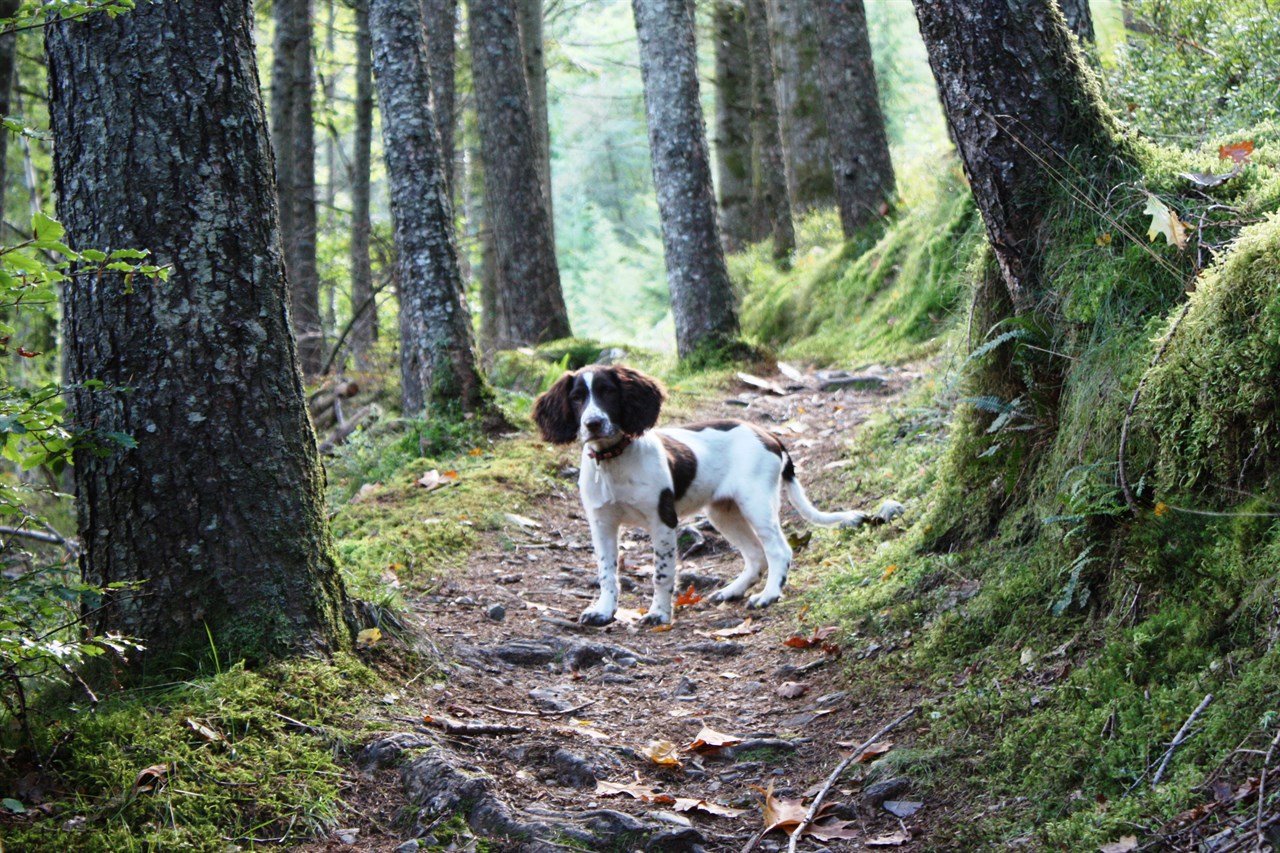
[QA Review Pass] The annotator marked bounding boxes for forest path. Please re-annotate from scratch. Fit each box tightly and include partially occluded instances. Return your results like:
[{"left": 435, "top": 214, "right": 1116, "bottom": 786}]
[{"left": 306, "top": 363, "right": 942, "bottom": 853}]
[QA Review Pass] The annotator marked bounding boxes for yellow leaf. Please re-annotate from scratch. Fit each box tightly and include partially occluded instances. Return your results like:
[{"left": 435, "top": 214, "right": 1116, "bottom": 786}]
[
  {"left": 684, "top": 727, "right": 743, "bottom": 752},
  {"left": 356, "top": 628, "right": 382, "bottom": 648},
  {"left": 881, "top": 563, "right": 899, "bottom": 581},
  {"left": 1144, "top": 193, "right": 1188, "bottom": 250},
  {"left": 1154, "top": 501, "right": 1169, "bottom": 517},
  {"left": 643, "top": 739, "right": 684, "bottom": 767},
  {"left": 1095, "top": 233, "right": 1112, "bottom": 246}
]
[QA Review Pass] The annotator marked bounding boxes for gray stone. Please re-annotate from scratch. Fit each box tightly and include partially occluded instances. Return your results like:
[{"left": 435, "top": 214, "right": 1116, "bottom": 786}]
[
  {"left": 862, "top": 776, "right": 910, "bottom": 807},
  {"left": 486, "top": 603, "right": 506, "bottom": 621}
]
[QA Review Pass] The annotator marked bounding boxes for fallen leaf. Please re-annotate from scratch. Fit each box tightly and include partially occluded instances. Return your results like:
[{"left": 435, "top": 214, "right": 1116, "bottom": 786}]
[
  {"left": 806, "top": 819, "right": 860, "bottom": 841},
  {"left": 685, "top": 727, "right": 743, "bottom": 752},
  {"left": 1219, "top": 140, "right": 1254, "bottom": 162},
  {"left": 1095, "top": 232, "right": 1112, "bottom": 246},
  {"left": 130, "top": 763, "right": 171, "bottom": 797},
  {"left": 643, "top": 739, "right": 684, "bottom": 767},
  {"left": 756, "top": 781, "right": 809, "bottom": 834},
  {"left": 186, "top": 717, "right": 225, "bottom": 744},
  {"left": 866, "top": 830, "right": 910, "bottom": 847},
  {"left": 16, "top": 346, "right": 40, "bottom": 358},
  {"left": 881, "top": 563, "right": 899, "bottom": 581},
  {"left": 503, "top": 512, "right": 541, "bottom": 529},
  {"left": 736, "top": 372, "right": 787, "bottom": 395},
  {"left": 776, "top": 681, "right": 809, "bottom": 700},
  {"left": 674, "top": 584, "right": 703, "bottom": 607},
  {"left": 857, "top": 740, "right": 893, "bottom": 762},
  {"left": 672, "top": 797, "right": 748, "bottom": 818},
  {"left": 784, "top": 625, "right": 839, "bottom": 649},
  {"left": 711, "top": 619, "right": 757, "bottom": 638},
  {"left": 1180, "top": 165, "right": 1242, "bottom": 189},
  {"left": 416, "top": 470, "right": 445, "bottom": 491},
  {"left": 356, "top": 627, "right": 382, "bottom": 648},
  {"left": 884, "top": 800, "right": 923, "bottom": 817},
  {"left": 596, "top": 780, "right": 668, "bottom": 801},
  {"left": 1099, "top": 837, "right": 1138, "bottom": 853},
  {"left": 787, "top": 530, "right": 813, "bottom": 551},
  {"left": 1144, "top": 193, "right": 1188, "bottom": 250}
]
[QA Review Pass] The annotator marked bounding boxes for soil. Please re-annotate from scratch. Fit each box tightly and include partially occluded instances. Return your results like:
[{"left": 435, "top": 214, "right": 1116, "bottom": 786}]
[{"left": 300, "top": 364, "right": 949, "bottom": 853}]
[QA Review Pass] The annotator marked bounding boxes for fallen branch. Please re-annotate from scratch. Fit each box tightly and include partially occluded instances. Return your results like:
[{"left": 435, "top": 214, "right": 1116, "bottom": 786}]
[
  {"left": 1257, "top": 726, "right": 1280, "bottom": 849},
  {"left": 0, "top": 523, "right": 80, "bottom": 556},
  {"left": 483, "top": 699, "right": 598, "bottom": 718},
  {"left": 783, "top": 707, "right": 918, "bottom": 853},
  {"left": 1152, "top": 693, "right": 1214, "bottom": 789},
  {"left": 421, "top": 715, "right": 527, "bottom": 737}
]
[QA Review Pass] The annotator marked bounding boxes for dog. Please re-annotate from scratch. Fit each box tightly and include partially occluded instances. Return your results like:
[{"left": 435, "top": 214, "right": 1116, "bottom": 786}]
[{"left": 532, "top": 364, "right": 904, "bottom": 626}]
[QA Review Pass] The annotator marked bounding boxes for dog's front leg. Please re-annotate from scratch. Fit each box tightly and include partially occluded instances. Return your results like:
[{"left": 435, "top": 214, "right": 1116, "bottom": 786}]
[
  {"left": 581, "top": 511, "right": 622, "bottom": 626},
  {"left": 640, "top": 524, "right": 678, "bottom": 626}
]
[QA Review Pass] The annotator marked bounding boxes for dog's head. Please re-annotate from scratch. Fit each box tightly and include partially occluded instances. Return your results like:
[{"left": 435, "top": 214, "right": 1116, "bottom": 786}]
[{"left": 532, "top": 365, "right": 666, "bottom": 445}]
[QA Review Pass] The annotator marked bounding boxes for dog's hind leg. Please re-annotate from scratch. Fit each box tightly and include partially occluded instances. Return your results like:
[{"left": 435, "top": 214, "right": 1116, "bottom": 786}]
[
  {"left": 581, "top": 512, "right": 622, "bottom": 626},
  {"left": 706, "top": 500, "right": 768, "bottom": 603},
  {"left": 737, "top": 501, "right": 793, "bottom": 610}
]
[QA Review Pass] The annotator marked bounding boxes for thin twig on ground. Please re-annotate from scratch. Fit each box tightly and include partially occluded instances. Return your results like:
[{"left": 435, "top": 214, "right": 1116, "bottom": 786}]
[
  {"left": 484, "top": 699, "right": 598, "bottom": 717},
  {"left": 1151, "top": 693, "right": 1214, "bottom": 789}
]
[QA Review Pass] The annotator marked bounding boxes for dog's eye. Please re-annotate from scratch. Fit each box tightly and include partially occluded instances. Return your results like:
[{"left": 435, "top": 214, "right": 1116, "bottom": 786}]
[{"left": 570, "top": 388, "right": 587, "bottom": 402}]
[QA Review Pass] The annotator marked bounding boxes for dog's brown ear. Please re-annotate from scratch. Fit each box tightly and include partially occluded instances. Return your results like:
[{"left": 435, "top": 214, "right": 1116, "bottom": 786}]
[
  {"left": 532, "top": 372, "right": 579, "bottom": 444},
  {"left": 613, "top": 365, "right": 666, "bottom": 436}
]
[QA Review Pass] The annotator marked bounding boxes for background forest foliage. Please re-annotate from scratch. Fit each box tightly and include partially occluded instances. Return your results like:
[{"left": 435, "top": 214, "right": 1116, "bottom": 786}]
[{"left": 3, "top": 0, "right": 1280, "bottom": 851}]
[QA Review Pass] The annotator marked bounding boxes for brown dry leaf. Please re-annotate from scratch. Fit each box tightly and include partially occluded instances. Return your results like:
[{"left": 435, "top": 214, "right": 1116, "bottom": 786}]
[
  {"left": 643, "top": 739, "right": 684, "bottom": 767},
  {"left": 784, "top": 624, "right": 839, "bottom": 649},
  {"left": 756, "top": 781, "right": 809, "bottom": 834},
  {"left": 674, "top": 584, "right": 703, "bottom": 607},
  {"left": 866, "top": 830, "right": 910, "bottom": 847},
  {"left": 648, "top": 623, "right": 675, "bottom": 633},
  {"left": 1099, "top": 837, "right": 1138, "bottom": 853},
  {"left": 806, "top": 819, "right": 860, "bottom": 841},
  {"left": 685, "top": 727, "right": 743, "bottom": 752},
  {"left": 711, "top": 619, "right": 757, "bottom": 638},
  {"left": 776, "top": 681, "right": 809, "bottom": 700},
  {"left": 596, "top": 780, "right": 667, "bottom": 801},
  {"left": 130, "top": 763, "right": 171, "bottom": 797},
  {"left": 1219, "top": 140, "right": 1254, "bottom": 162},
  {"left": 186, "top": 717, "right": 225, "bottom": 744},
  {"left": 555, "top": 723, "right": 611, "bottom": 742},
  {"left": 673, "top": 797, "right": 748, "bottom": 819}
]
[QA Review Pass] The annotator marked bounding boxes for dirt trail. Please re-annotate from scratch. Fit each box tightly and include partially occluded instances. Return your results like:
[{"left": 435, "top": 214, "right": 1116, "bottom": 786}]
[{"left": 307, "top": 364, "right": 939, "bottom": 853}]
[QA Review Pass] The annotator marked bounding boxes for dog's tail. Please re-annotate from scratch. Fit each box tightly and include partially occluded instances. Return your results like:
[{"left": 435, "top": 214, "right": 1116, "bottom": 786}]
[{"left": 781, "top": 450, "right": 905, "bottom": 528}]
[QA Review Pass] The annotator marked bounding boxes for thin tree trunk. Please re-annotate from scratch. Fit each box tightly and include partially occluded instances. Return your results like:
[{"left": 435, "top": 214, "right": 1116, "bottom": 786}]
[
  {"left": 46, "top": 1, "right": 351, "bottom": 667},
  {"left": 913, "top": 0, "right": 1117, "bottom": 311},
  {"left": 812, "top": 0, "right": 895, "bottom": 236},
  {"left": 765, "top": 0, "right": 832, "bottom": 213},
  {"left": 744, "top": 0, "right": 793, "bottom": 259},
  {"left": 712, "top": 0, "right": 753, "bottom": 254},
  {"left": 272, "top": 0, "right": 324, "bottom": 375},
  {"left": 1058, "top": 0, "right": 1094, "bottom": 42},
  {"left": 467, "top": 0, "right": 570, "bottom": 347},
  {"left": 517, "top": 0, "right": 554, "bottom": 238},
  {"left": 423, "top": 0, "right": 458, "bottom": 191},
  {"left": 370, "top": 0, "right": 501, "bottom": 421},
  {"left": 632, "top": 0, "right": 740, "bottom": 357},
  {"left": 0, "top": 0, "right": 19, "bottom": 220},
  {"left": 350, "top": 0, "right": 377, "bottom": 366}
]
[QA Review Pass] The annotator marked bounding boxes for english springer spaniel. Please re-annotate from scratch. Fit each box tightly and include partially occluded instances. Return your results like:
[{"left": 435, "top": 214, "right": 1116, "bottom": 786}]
[{"left": 532, "top": 365, "right": 904, "bottom": 626}]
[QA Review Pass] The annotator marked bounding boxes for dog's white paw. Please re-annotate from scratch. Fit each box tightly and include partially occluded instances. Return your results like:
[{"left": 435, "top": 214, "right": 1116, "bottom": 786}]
[
  {"left": 579, "top": 608, "right": 616, "bottom": 626},
  {"left": 709, "top": 586, "right": 746, "bottom": 603},
  {"left": 746, "top": 590, "right": 781, "bottom": 609},
  {"left": 837, "top": 511, "right": 868, "bottom": 528},
  {"left": 877, "top": 500, "right": 906, "bottom": 521},
  {"left": 639, "top": 608, "right": 671, "bottom": 626}
]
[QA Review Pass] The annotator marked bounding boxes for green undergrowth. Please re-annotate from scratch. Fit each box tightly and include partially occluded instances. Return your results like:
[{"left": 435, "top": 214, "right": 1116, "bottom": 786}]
[
  {"left": 764, "top": 132, "right": 1280, "bottom": 848},
  {"left": 0, "top": 655, "right": 387, "bottom": 853},
  {"left": 733, "top": 164, "right": 981, "bottom": 367}
]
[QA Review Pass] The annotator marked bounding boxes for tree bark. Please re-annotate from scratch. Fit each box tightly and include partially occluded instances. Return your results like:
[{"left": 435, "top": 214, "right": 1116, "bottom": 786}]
[
  {"left": 349, "top": 0, "right": 378, "bottom": 366},
  {"left": 632, "top": 0, "right": 740, "bottom": 357},
  {"left": 811, "top": 0, "right": 895, "bottom": 236},
  {"left": 912, "top": 0, "right": 1118, "bottom": 310},
  {"left": 272, "top": 0, "right": 324, "bottom": 376},
  {"left": 423, "top": 0, "right": 458, "bottom": 191},
  {"left": 46, "top": 1, "right": 351, "bottom": 667},
  {"left": 765, "top": 0, "right": 832, "bottom": 213},
  {"left": 712, "top": 0, "right": 753, "bottom": 254},
  {"left": 744, "top": 0, "right": 794, "bottom": 260},
  {"left": 517, "top": 0, "right": 553, "bottom": 227},
  {"left": 370, "top": 0, "right": 499, "bottom": 420},
  {"left": 0, "top": 0, "right": 19, "bottom": 222},
  {"left": 1058, "top": 0, "right": 1094, "bottom": 42}
]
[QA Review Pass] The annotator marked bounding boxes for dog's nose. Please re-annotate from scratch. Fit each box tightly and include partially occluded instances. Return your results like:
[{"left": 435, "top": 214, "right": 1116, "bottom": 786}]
[{"left": 584, "top": 417, "right": 606, "bottom": 436}]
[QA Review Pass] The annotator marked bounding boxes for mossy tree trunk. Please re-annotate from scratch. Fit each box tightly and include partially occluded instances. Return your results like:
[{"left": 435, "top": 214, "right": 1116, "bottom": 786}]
[
  {"left": 370, "top": 0, "right": 500, "bottom": 421},
  {"left": 912, "top": 0, "right": 1118, "bottom": 313},
  {"left": 765, "top": 0, "right": 832, "bottom": 213},
  {"left": 1058, "top": 0, "right": 1094, "bottom": 42},
  {"left": 632, "top": 0, "right": 741, "bottom": 357},
  {"left": 812, "top": 0, "right": 895, "bottom": 237},
  {"left": 517, "top": 0, "right": 554, "bottom": 233},
  {"left": 424, "top": 0, "right": 458, "bottom": 192},
  {"left": 744, "top": 0, "right": 794, "bottom": 260},
  {"left": 272, "top": 0, "right": 324, "bottom": 376},
  {"left": 713, "top": 0, "right": 754, "bottom": 254},
  {"left": 46, "top": 1, "right": 351, "bottom": 669},
  {"left": 349, "top": 0, "right": 378, "bottom": 367},
  {"left": 467, "top": 0, "right": 570, "bottom": 347}
]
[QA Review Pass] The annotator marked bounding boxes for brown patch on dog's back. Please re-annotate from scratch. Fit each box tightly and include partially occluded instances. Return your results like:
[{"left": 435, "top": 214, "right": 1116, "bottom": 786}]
[
  {"left": 659, "top": 434, "right": 697, "bottom": 500},
  {"left": 686, "top": 419, "right": 787, "bottom": 458}
]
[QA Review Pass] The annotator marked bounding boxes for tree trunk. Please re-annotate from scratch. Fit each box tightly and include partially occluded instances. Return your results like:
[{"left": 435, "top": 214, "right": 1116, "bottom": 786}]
[
  {"left": 46, "top": 1, "right": 351, "bottom": 668},
  {"left": 349, "top": 0, "right": 378, "bottom": 366},
  {"left": 467, "top": 0, "right": 570, "bottom": 347},
  {"left": 744, "top": 0, "right": 794, "bottom": 260},
  {"left": 712, "top": 0, "right": 753, "bottom": 254},
  {"left": 912, "top": 0, "right": 1117, "bottom": 310},
  {"left": 765, "top": 0, "right": 832, "bottom": 213},
  {"left": 811, "top": 0, "right": 895, "bottom": 236},
  {"left": 517, "top": 0, "right": 553, "bottom": 228},
  {"left": 423, "top": 0, "right": 458, "bottom": 191},
  {"left": 0, "top": 0, "right": 19, "bottom": 221},
  {"left": 1058, "top": 0, "right": 1094, "bottom": 42},
  {"left": 272, "top": 0, "right": 324, "bottom": 376},
  {"left": 370, "top": 0, "right": 499, "bottom": 421},
  {"left": 632, "top": 0, "right": 740, "bottom": 357}
]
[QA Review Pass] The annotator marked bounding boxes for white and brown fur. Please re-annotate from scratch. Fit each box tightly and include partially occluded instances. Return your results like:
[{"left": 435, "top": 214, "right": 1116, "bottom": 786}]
[{"left": 533, "top": 364, "right": 904, "bottom": 626}]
